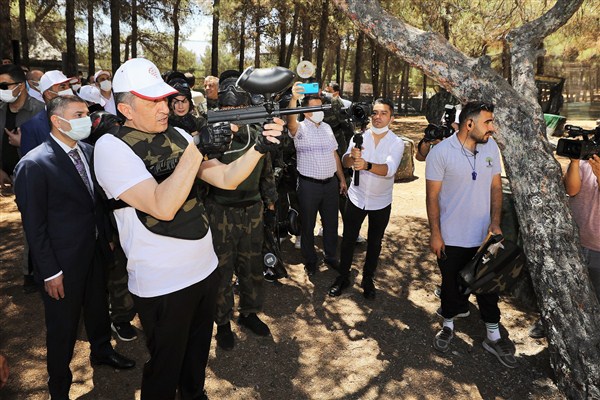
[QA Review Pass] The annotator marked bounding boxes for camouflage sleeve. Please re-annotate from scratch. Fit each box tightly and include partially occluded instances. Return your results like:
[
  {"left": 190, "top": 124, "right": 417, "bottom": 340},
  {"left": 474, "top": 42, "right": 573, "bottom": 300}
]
[{"left": 259, "top": 151, "right": 278, "bottom": 206}]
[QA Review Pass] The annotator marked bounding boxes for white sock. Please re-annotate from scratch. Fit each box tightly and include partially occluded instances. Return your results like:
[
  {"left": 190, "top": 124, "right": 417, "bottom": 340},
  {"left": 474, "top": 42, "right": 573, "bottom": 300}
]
[
  {"left": 443, "top": 319, "right": 454, "bottom": 331},
  {"left": 485, "top": 322, "right": 501, "bottom": 341}
]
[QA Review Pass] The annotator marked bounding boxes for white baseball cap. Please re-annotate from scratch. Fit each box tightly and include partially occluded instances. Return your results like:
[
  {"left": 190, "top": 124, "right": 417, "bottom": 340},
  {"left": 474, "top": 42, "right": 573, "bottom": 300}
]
[
  {"left": 94, "top": 70, "right": 111, "bottom": 81},
  {"left": 113, "top": 58, "right": 177, "bottom": 100},
  {"left": 39, "top": 70, "right": 77, "bottom": 94},
  {"left": 77, "top": 85, "right": 106, "bottom": 107}
]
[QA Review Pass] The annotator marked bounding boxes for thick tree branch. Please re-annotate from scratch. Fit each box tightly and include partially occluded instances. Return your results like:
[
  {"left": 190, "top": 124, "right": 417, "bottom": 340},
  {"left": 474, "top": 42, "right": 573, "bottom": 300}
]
[{"left": 507, "top": 0, "right": 585, "bottom": 102}]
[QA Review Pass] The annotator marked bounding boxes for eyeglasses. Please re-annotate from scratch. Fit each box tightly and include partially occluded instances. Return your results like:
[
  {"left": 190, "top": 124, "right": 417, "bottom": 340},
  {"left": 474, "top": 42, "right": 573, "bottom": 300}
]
[{"left": 0, "top": 81, "right": 22, "bottom": 90}]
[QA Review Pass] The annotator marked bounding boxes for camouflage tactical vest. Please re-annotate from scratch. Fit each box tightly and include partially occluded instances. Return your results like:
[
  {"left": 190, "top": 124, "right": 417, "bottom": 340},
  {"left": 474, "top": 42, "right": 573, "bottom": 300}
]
[{"left": 112, "top": 125, "right": 209, "bottom": 240}]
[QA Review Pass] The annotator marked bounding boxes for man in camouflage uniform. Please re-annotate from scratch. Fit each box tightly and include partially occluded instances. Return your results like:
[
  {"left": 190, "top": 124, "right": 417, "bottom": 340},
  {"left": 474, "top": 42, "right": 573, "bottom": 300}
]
[{"left": 207, "top": 70, "right": 277, "bottom": 350}]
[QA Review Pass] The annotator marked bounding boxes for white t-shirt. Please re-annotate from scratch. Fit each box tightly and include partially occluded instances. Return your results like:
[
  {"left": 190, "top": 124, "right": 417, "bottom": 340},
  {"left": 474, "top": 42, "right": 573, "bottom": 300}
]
[
  {"left": 94, "top": 129, "right": 218, "bottom": 298},
  {"left": 425, "top": 133, "right": 502, "bottom": 247},
  {"left": 102, "top": 92, "right": 117, "bottom": 115},
  {"left": 344, "top": 129, "right": 405, "bottom": 210}
]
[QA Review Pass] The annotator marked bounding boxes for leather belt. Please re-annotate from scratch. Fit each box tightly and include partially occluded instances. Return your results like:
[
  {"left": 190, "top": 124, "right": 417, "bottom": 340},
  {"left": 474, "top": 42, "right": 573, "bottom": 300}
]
[{"left": 298, "top": 173, "right": 335, "bottom": 184}]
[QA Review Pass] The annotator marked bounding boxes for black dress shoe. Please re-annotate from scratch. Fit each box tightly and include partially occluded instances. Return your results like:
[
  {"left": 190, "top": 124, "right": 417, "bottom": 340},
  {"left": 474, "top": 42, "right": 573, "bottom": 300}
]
[
  {"left": 90, "top": 351, "right": 135, "bottom": 369},
  {"left": 305, "top": 263, "right": 317, "bottom": 276},
  {"left": 328, "top": 276, "right": 350, "bottom": 297},
  {"left": 362, "top": 278, "right": 376, "bottom": 300}
]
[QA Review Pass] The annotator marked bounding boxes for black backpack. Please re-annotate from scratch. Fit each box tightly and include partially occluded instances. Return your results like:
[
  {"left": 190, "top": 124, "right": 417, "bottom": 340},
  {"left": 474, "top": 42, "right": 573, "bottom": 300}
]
[{"left": 458, "top": 234, "right": 525, "bottom": 295}]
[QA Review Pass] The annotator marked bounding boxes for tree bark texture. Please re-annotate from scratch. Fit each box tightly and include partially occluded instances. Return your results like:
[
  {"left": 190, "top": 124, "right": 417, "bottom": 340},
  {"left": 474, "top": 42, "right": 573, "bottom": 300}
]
[
  {"left": 172, "top": 0, "right": 181, "bottom": 71},
  {"left": 301, "top": 5, "right": 312, "bottom": 62},
  {"left": 110, "top": 0, "right": 121, "bottom": 74},
  {"left": 0, "top": 0, "right": 11, "bottom": 60},
  {"left": 65, "top": 0, "right": 77, "bottom": 77},
  {"left": 254, "top": 11, "right": 261, "bottom": 68},
  {"left": 332, "top": 0, "right": 600, "bottom": 398},
  {"left": 87, "top": 0, "right": 95, "bottom": 74},
  {"left": 211, "top": 0, "right": 220, "bottom": 76},
  {"left": 352, "top": 31, "right": 364, "bottom": 101},
  {"left": 371, "top": 38, "right": 379, "bottom": 99},
  {"left": 239, "top": 15, "right": 246, "bottom": 72},
  {"left": 131, "top": 0, "right": 138, "bottom": 58},
  {"left": 19, "top": 0, "right": 28, "bottom": 65},
  {"left": 315, "top": 0, "right": 329, "bottom": 82},
  {"left": 278, "top": 6, "right": 287, "bottom": 67},
  {"left": 284, "top": 1, "right": 299, "bottom": 68}
]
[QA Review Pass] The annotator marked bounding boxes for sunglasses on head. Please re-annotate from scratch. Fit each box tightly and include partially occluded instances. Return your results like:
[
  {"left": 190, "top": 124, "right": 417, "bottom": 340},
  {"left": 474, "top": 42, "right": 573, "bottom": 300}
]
[
  {"left": 477, "top": 102, "right": 495, "bottom": 112},
  {"left": 0, "top": 81, "right": 22, "bottom": 90}
]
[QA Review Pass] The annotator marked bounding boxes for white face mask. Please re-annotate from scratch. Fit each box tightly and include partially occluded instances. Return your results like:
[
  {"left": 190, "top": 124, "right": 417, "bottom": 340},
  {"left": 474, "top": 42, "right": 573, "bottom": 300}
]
[
  {"left": 371, "top": 125, "right": 389, "bottom": 134},
  {"left": 308, "top": 111, "right": 324, "bottom": 124},
  {"left": 57, "top": 115, "right": 92, "bottom": 141},
  {"left": 99, "top": 80, "right": 112, "bottom": 92},
  {"left": 0, "top": 86, "right": 21, "bottom": 103},
  {"left": 71, "top": 83, "right": 82, "bottom": 92},
  {"left": 323, "top": 91, "right": 333, "bottom": 99},
  {"left": 51, "top": 88, "right": 74, "bottom": 97}
]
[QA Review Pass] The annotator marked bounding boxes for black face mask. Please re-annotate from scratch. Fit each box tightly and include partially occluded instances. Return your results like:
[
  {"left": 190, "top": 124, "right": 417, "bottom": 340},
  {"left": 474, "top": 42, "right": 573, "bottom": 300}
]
[{"left": 218, "top": 85, "right": 251, "bottom": 108}]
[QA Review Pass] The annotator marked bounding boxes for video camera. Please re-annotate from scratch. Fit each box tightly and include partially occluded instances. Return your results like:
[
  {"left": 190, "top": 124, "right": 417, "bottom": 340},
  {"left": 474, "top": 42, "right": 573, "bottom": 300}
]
[
  {"left": 556, "top": 125, "right": 600, "bottom": 159},
  {"left": 349, "top": 102, "right": 373, "bottom": 130},
  {"left": 423, "top": 104, "right": 456, "bottom": 142}
]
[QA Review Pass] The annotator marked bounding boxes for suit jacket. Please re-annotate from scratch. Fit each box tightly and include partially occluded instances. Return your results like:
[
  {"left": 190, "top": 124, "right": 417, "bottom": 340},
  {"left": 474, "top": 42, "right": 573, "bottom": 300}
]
[
  {"left": 14, "top": 137, "right": 112, "bottom": 283},
  {"left": 19, "top": 108, "right": 51, "bottom": 157}
]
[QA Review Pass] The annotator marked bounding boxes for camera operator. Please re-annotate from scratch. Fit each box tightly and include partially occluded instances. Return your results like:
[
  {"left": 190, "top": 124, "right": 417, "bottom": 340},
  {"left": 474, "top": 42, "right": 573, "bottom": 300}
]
[
  {"left": 93, "top": 58, "right": 284, "bottom": 400},
  {"left": 287, "top": 83, "right": 347, "bottom": 276},
  {"left": 564, "top": 154, "right": 600, "bottom": 299},
  {"left": 206, "top": 70, "right": 277, "bottom": 351},
  {"left": 328, "top": 98, "right": 404, "bottom": 299},
  {"left": 416, "top": 105, "right": 460, "bottom": 162}
]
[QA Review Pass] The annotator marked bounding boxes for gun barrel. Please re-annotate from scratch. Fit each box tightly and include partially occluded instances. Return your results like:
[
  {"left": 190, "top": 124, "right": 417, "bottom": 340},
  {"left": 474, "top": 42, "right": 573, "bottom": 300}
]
[{"left": 207, "top": 103, "right": 332, "bottom": 125}]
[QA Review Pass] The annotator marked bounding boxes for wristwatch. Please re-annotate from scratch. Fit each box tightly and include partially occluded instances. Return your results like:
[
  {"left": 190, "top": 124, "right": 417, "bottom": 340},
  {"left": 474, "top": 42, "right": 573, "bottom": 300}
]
[{"left": 366, "top": 162, "right": 373, "bottom": 171}]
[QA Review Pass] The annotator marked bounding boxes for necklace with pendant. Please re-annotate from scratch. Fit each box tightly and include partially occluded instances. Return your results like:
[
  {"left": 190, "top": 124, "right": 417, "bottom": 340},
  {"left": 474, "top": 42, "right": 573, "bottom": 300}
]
[{"left": 460, "top": 139, "right": 477, "bottom": 180}]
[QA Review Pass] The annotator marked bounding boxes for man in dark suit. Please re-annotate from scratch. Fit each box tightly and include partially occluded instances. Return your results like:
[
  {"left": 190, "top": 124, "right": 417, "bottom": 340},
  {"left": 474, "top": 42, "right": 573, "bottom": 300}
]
[{"left": 13, "top": 95, "right": 135, "bottom": 400}]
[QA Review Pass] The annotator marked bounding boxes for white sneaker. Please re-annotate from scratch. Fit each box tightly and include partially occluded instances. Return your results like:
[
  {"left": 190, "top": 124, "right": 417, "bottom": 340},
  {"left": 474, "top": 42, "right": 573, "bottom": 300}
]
[
  {"left": 356, "top": 235, "right": 366, "bottom": 243},
  {"left": 294, "top": 236, "right": 301, "bottom": 249},
  {"left": 317, "top": 227, "right": 323, "bottom": 237}
]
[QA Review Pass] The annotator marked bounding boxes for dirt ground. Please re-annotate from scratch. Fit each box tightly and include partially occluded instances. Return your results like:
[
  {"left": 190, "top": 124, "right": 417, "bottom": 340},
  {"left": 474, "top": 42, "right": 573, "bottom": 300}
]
[{"left": 1, "top": 116, "right": 583, "bottom": 400}]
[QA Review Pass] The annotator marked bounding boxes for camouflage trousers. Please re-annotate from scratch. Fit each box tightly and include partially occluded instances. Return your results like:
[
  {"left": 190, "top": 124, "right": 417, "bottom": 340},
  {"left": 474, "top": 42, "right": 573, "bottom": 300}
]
[
  {"left": 105, "top": 242, "right": 136, "bottom": 324},
  {"left": 206, "top": 200, "right": 265, "bottom": 326}
]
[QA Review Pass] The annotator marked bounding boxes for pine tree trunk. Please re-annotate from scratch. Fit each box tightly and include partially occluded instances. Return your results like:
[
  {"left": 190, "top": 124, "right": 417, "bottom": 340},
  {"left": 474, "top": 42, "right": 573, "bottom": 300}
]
[
  {"left": 254, "top": 12, "right": 261, "bottom": 68},
  {"left": 19, "top": 0, "right": 28, "bottom": 65},
  {"left": 315, "top": 0, "right": 329, "bottom": 82},
  {"left": 333, "top": 1, "right": 600, "bottom": 398},
  {"left": 352, "top": 31, "right": 364, "bottom": 102},
  {"left": 211, "top": 0, "right": 220, "bottom": 76},
  {"left": 172, "top": 0, "right": 181, "bottom": 71},
  {"left": 110, "top": 0, "right": 120, "bottom": 74},
  {"left": 284, "top": 1, "right": 299, "bottom": 68},
  {"left": 239, "top": 15, "right": 246, "bottom": 72},
  {"left": 65, "top": 0, "right": 77, "bottom": 77},
  {"left": 0, "top": 0, "right": 11, "bottom": 60},
  {"left": 87, "top": 0, "right": 95, "bottom": 74},
  {"left": 131, "top": 0, "right": 137, "bottom": 58}
]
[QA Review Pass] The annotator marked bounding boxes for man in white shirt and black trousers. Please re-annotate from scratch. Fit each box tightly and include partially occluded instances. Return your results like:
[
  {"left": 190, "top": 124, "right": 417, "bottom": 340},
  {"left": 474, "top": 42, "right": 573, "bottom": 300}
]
[{"left": 328, "top": 98, "right": 404, "bottom": 299}]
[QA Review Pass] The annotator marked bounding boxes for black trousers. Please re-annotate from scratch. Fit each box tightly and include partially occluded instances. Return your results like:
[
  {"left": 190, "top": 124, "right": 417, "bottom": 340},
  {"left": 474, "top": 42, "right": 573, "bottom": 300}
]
[
  {"left": 132, "top": 268, "right": 220, "bottom": 400},
  {"left": 42, "top": 245, "right": 113, "bottom": 400},
  {"left": 338, "top": 200, "right": 391, "bottom": 280},
  {"left": 297, "top": 176, "right": 339, "bottom": 265},
  {"left": 438, "top": 246, "right": 500, "bottom": 323}
]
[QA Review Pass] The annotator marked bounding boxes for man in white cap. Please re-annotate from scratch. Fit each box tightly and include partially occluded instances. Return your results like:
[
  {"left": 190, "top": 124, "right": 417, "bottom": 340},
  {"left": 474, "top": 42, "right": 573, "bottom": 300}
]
[
  {"left": 77, "top": 85, "right": 106, "bottom": 113},
  {"left": 94, "top": 58, "right": 284, "bottom": 400},
  {"left": 18, "top": 70, "right": 79, "bottom": 156},
  {"left": 94, "top": 70, "right": 116, "bottom": 115}
]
